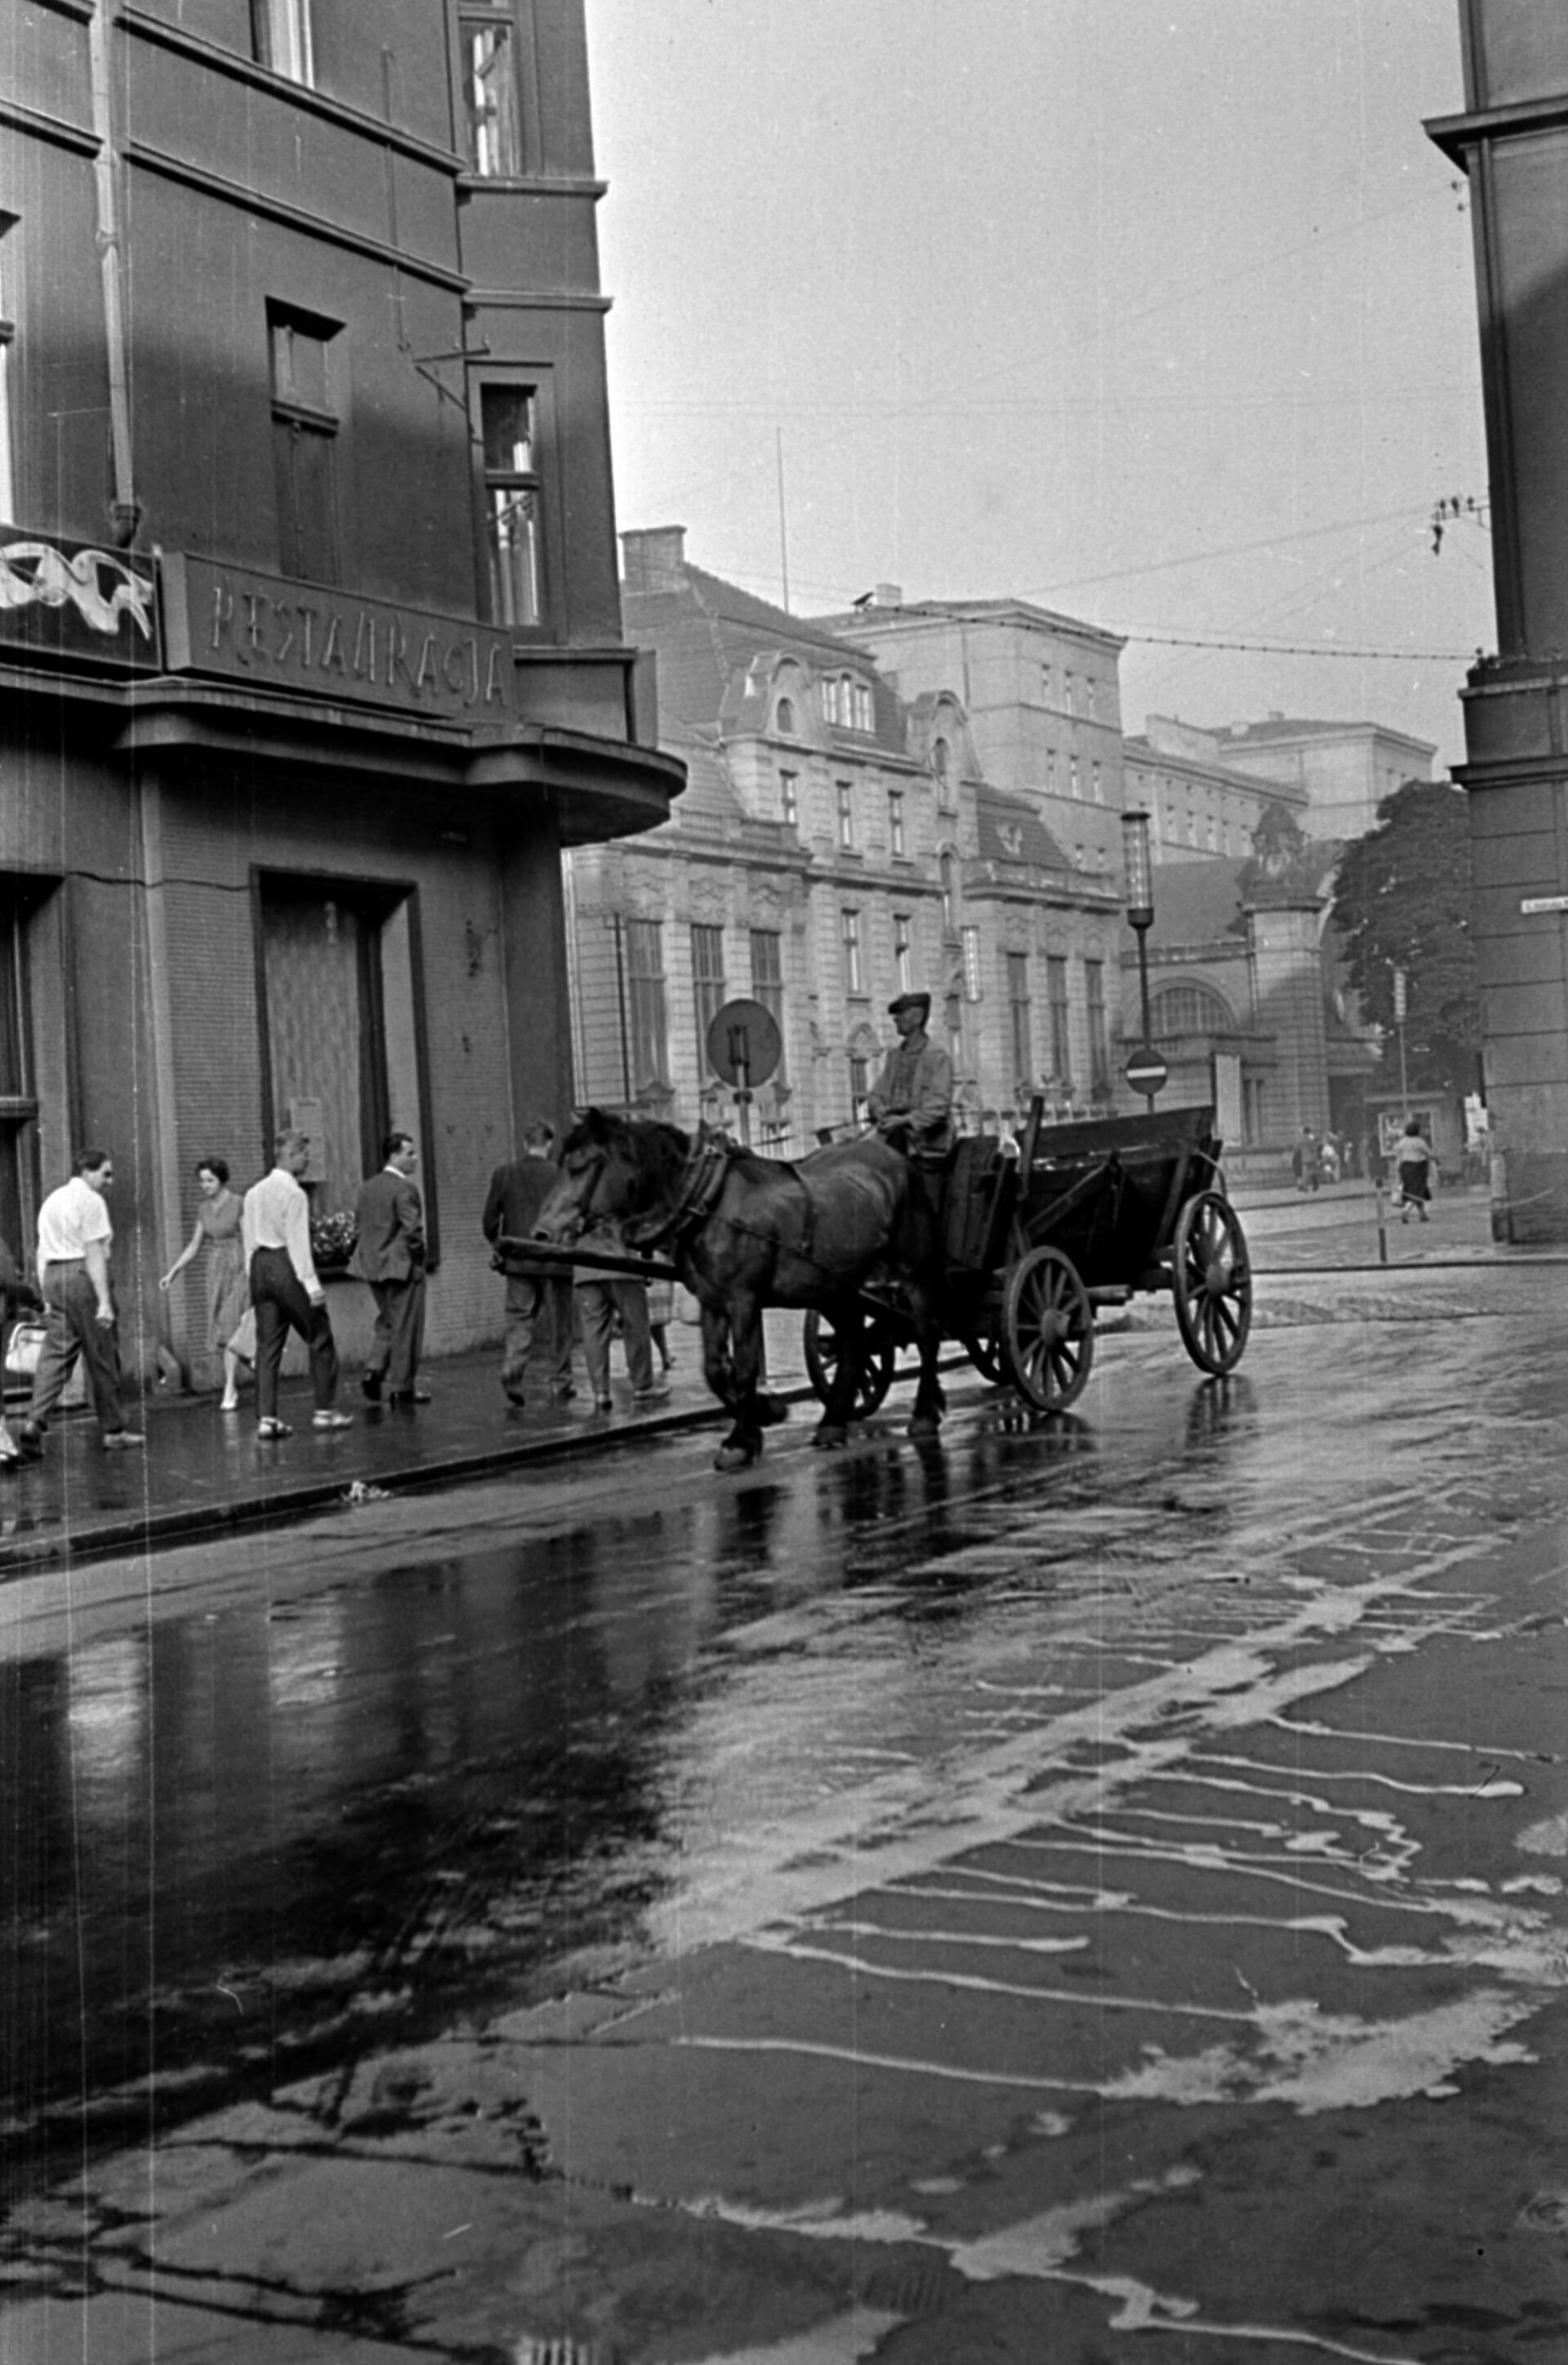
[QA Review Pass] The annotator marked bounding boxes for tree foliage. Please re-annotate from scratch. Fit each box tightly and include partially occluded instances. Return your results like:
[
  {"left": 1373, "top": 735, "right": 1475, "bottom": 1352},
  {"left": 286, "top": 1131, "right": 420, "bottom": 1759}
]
[{"left": 1330, "top": 780, "right": 1480, "bottom": 1096}]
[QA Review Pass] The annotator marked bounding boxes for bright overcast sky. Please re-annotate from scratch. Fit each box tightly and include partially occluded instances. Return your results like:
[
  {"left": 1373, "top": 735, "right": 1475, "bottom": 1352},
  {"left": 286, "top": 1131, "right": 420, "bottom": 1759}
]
[{"left": 586, "top": 0, "right": 1492, "bottom": 770}]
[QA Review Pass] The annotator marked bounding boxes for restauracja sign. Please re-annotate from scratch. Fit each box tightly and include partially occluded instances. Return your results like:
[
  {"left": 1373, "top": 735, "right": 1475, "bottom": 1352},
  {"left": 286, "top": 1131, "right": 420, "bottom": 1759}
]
[{"left": 160, "top": 553, "right": 516, "bottom": 724}]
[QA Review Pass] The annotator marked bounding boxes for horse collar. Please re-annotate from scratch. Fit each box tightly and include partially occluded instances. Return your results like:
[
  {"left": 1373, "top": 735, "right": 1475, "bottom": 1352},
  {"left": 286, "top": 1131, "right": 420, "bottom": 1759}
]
[{"left": 623, "top": 1138, "right": 731, "bottom": 1252}]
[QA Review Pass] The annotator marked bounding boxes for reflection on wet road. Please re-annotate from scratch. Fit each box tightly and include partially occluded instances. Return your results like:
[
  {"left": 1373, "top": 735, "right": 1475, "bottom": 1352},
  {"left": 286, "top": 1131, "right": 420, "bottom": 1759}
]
[{"left": 4, "top": 1309, "right": 1568, "bottom": 2361}]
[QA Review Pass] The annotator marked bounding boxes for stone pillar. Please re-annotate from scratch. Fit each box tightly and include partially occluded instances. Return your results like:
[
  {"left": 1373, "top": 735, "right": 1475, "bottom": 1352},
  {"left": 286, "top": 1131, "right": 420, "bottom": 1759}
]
[
  {"left": 1245, "top": 901, "right": 1330, "bottom": 1142},
  {"left": 1428, "top": 11, "right": 1568, "bottom": 1239}
]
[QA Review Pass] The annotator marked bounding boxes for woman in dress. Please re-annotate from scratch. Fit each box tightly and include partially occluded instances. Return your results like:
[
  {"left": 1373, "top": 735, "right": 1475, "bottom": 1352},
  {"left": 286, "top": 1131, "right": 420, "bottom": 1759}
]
[
  {"left": 1393, "top": 1120, "right": 1440, "bottom": 1225},
  {"left": 159, "top": 1157, "right": 250, "bottom": 1408}
]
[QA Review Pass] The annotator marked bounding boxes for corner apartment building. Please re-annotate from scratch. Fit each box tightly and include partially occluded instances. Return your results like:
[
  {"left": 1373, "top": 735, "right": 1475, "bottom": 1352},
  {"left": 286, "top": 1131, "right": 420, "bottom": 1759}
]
[
  {"left": 568, "top": 532, "right": 1123, "bottom": 1145},
  {"left": 0, "top": 0, "right": 679, "bottom": 1379}
]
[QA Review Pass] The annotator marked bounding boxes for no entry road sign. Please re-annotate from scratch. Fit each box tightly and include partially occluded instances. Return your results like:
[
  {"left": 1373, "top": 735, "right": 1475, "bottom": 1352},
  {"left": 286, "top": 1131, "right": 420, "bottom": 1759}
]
[{"left": 1125, "top": 1043, "right": 1169, "bottom": 1096}]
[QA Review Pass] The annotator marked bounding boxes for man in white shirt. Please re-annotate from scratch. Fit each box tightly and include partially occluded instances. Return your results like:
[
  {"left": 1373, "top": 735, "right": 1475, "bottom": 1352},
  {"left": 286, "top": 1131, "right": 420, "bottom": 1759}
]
[
  {"left": 241, "top": 1128, "right": 351, "bottom": 1439},
  {"left": 18, "top": 1149, "right": 143, "bottom": 1453}
]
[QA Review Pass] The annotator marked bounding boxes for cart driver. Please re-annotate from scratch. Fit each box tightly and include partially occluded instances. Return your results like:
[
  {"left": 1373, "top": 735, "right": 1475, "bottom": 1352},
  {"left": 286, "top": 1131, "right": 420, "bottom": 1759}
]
[{"left": 866, "top": 992, "right": 955, "bottom": 1164}]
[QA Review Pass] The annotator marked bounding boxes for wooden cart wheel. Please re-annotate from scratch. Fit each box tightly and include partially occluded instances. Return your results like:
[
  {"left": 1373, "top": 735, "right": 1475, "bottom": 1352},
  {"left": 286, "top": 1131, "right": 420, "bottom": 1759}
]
[
  {"left": 1171, "top": 1191, "right": 1252, "bottom": 1376},
  {"left": 803, "top": 1305, "right": 898, "bottom": 1416},
  {"left": 1000, "top": 1247, "right": 1095, "bottom": 1412}
]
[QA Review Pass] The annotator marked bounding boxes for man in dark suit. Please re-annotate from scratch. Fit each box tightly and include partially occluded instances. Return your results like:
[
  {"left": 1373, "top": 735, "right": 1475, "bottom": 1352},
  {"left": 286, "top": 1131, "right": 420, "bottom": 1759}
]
[
  {"left": 482, "top": 1120, "right": 575, "bottom": 1408},
  {"left": 353, "top": 1131, "right": 428, "bottom": 1405}
]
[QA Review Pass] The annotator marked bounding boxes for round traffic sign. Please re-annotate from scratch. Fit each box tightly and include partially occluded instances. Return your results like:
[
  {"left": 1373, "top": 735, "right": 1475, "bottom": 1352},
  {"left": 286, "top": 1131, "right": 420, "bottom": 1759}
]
[
  {"left": 1124, "top": 1043, "right": 1169, "bottom": 1095},
  {"left": 706, "top": 997, "right": 782, "bottom": 1089}
]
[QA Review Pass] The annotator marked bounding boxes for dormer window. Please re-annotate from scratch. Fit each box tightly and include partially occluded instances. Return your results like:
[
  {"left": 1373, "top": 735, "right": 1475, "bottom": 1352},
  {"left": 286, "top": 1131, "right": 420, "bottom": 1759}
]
[
  {"left": 822, "top": 674, "right": 872, "bottom": 731},
  {"left": 776, "top": 695, "right": 797, "bottom": 735},
  {"left": 933, "top": 735, "right": 956, "bottom": 809}
]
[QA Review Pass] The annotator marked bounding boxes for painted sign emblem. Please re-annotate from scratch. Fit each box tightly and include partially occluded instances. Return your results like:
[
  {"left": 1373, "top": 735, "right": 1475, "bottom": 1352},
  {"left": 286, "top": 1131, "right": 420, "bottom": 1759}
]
[{"left": 0, "top": 531, "right": 158, "bottom": 667}]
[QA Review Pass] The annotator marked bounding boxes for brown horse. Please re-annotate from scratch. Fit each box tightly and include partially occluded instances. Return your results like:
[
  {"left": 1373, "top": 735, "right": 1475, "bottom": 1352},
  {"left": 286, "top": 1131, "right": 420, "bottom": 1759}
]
[{"left": 535, "top": 1110, "right": 947, "bottom": 1471}]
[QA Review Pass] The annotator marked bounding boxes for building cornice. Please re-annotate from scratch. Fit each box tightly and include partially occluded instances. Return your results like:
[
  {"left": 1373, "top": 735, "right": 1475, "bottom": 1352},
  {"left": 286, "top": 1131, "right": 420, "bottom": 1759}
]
[
  {"left": 127, "top": 141, "right": 470, "bottom": 293},
  {"left": 0, "top": 94, "right": 99, "bottom": 155},
  {"left": 117, "top": 7, "right": 466, "bottom": 176}
]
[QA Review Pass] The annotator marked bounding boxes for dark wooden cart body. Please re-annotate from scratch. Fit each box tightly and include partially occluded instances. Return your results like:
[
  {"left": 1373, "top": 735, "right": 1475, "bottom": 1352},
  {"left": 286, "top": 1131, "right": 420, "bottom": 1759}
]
[{"left": 805, "top": 1098, "right": 1252, "bottom": 1415}]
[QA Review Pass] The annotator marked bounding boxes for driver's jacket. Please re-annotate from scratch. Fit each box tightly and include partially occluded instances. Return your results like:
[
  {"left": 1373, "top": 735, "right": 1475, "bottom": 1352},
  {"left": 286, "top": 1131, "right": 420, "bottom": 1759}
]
[{"left": 866, "top": 1032, "right": 955, "bottom": 1158}]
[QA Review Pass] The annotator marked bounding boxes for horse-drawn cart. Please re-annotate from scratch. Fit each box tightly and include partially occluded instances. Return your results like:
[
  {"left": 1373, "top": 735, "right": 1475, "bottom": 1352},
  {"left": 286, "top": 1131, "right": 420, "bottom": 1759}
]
[{"left": 804, "top": 1099, "right": 1251, "bottom": 1417}]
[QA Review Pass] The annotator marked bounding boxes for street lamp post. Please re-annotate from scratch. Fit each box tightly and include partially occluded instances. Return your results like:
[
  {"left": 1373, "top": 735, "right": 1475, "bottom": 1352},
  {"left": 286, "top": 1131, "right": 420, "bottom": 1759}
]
[{"left": 1120, "top": 810, "right": 1163, "bottom": 1111}]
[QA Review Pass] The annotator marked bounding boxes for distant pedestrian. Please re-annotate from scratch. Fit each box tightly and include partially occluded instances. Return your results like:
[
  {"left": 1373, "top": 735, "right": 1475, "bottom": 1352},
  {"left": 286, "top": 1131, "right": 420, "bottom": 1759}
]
[
  {"left": 158, "top": 1157, "right": 249, "bottom": 1411},
  {"left": 1291, "top": 1128, "right": 1321, "bottom": 1193},
  {"left": 354, "top": 1131, "right": 429, "bottom": 1405},
  {"left": 483, "top": 1122, "right": 576, "bottom": 1409},
  {"left": 17, "top": 1149, "right": 144, "bottom": 1454},
  {"left": 242, "top": 1128, "right": 351, "bottom": 1439},
  {"left": 1392, "top": 1120, "right": 1439, "bottom": 1224}
]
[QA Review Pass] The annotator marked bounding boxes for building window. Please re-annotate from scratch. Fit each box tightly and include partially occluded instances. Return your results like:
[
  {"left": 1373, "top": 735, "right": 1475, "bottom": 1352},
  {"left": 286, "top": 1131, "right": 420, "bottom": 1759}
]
[
  {"left": 691, "top": 923, "right": 726, "bottom": 1060},
  {"left": 840, "top": 908, "right": 863, "bottom": 996},
  {"left": 1046, "top": 955, "right": 1071, "bottom": 1083},
  {"left": 459, "top": 11, "right": 523, "bottom": 176},
  {"left": 0, "top": 221, "right": 15, "bottom": 528},
  {"left": 1069, "top": 754, "right": 1080, "bottom": 800},
  {"left": 888, "top": 789, "right": 906, "bottom": 858},
  {"left": 1064, "top": 671, "right": 1076, "bottom": 715},
  {"left": 1040, "top": 660, "right": 1054, "bottom": 705},
  {"left": 849, "top": 1052, "right": 869, "bottom": 1111},
  {"left": 1006, "top": 952, "right": 1032, "bottom": 1084},
  {"left": 1152, "top": 983, "right": 1232, "bottom": 1037},
  {"left": 850, "top": 680, "right": 873, "bottom": 731},
  {"left": 480, "top": 385, "right": 543, "bottom": 627},
  {"left": 252, "top": 0, "right": 314, "bottom": 82},
  {"left": 750, "top": 928, "right": 786, "bottom": 1083},
  {"left": 824, "top": 675, "right": 871, "bottom": 730},
  {"left": 625, "top": 917, "right": 668, "bottom": 1091},
  {"left": 1091, "top": 761, "right": 1103, "bottom": 805},
  {"left": 933, "top": 736, "right": 956, "bottom": 808},
  {"left": 893, "top": 913, "right": 911, "bottom": 995},
  {"left": 776, "top": 697, "right": 797, "bottom": 735},
  {"left": 1085, "top": 959, "right": 1109, "bottom": 1095},
  {"left": 1085, "top": 677, "right": 1098, "bottom": 721},
  {"left": 778, "top": 769, "right": 798, "bottom": 826},
  {"left": 1045, "top": 749, "right": 1057, "bottom": 793},
  {"left": 268, "top": 305, "right": 340, "bottom": 583},
  {"left": 939, "top": 852, "right": 956, "bottom": 933},
  {"left": 836, "top": 780, "right": 854, "bottom": 849}
]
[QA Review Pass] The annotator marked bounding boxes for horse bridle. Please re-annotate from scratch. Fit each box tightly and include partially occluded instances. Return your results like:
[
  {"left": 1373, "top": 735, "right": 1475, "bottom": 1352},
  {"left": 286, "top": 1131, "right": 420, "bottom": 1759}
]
[{"left": 560, "top": 1136, "right": 730, "bottom": 1253}]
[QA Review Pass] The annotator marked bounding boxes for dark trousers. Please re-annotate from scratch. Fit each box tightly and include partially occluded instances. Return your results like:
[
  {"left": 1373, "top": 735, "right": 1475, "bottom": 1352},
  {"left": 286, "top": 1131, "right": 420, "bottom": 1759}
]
[
  {"left": 251, "top": 1247, "right": 339, "bottom": 1418},
  {"left": 577, "top": 1277, "right": 654, "bottom": 1398},
  {"left": 366, "top": 1274, "right": 425, "bottom": 1393},
  {"left": 28, "top": 1262, "right": 127, "bottom": 1437},
  {"left": 501, "top": 1272, "right": 573, "bottom": 1394}
]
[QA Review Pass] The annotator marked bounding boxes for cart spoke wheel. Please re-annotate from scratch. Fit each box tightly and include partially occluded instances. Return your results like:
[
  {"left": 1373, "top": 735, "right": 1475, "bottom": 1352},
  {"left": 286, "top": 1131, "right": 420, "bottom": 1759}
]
[
  {"left": 803, "top": 1305, "right": 898, "bottom": 1417},
  {"left": 960, "top": 1307, "right": 1006, "bottom": 1384},
  {"left": 1000, "top": 1247, "right": 1094, "bottom": 1412},
  {"left": 1172, "top": 1191, "right": 1253, "bottom": 1376}
]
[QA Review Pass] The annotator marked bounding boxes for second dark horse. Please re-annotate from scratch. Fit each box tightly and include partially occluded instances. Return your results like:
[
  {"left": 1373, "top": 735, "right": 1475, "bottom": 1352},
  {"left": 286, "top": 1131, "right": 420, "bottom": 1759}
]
[{"left": 536, "top": 1110, "right": 946, "bottom": 1470}]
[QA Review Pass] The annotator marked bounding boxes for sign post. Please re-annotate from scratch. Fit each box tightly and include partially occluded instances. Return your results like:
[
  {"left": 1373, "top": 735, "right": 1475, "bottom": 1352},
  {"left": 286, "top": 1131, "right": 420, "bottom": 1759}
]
[{"left": 705, "top": 997, "right": 782, "bottom": 1150}]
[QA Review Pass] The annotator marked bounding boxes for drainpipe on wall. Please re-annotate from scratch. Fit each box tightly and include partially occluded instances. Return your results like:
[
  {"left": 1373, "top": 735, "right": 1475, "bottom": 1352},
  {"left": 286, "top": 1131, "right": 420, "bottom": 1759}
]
[{"left": 87, "top": 2, "right": 140, "bottom": 544}]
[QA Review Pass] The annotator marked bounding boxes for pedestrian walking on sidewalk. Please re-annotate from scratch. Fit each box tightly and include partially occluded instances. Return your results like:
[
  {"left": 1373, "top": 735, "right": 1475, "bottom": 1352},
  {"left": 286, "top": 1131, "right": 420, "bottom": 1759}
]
[
  {"left": 17, "top": 1149, "right": 144, "bottom": 1455},
  {"left": 1291, "top": 1127, "right": 1321, "bottom": 1193},
  {"left": 158, "top": 1157, "right": 249, "bottom": 1410},
  {"left": 574, "top": 1219, "right": 666, "bottom": 1413},
  {"left": 242, "top": 1129, "right": 351, "bottom": 1439},
  {"left": 1393, "top": 1120, "right": 1439, "bottom": 1224},
  {"left": 353, "top": 1131, "right": 429, "bottom": 1406},
  {"left": 483, "top": 1122, "right": 575, "bottom": 1409}
]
